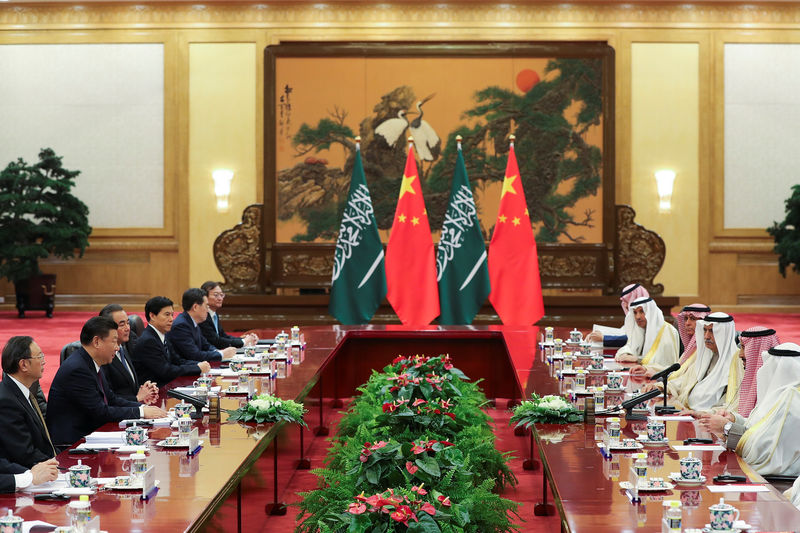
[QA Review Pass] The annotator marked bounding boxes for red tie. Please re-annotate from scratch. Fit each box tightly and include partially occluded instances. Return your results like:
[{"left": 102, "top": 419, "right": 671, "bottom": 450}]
[{"left": 96, "top": 370, "right": 108, "bottom": 404}]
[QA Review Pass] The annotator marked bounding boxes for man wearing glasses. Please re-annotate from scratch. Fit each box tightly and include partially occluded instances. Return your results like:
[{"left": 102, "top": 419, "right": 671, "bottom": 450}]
[
  {"left": 0, "top": 336, "right": 58, "bottom": 466},
  {"left": 199, "top": 281, "right": 257, "bottom": 349}
]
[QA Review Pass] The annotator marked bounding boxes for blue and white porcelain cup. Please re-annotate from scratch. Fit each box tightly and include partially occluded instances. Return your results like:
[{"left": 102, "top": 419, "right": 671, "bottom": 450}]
[
  {"left": 646, "top": 420, "right": 665, "bottom": 441},
  {"left": 709, "top": 498, "right": 739, "bottom": 531},
  {"left": 679, "top": 453, "right": 702, "bottom": 480}
]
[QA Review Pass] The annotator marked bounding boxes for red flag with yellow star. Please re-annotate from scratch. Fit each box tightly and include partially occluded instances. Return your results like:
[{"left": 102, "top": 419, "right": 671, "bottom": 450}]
[
  {"left": 488, "top": 141, "right": 544, "bottom": 325},
  {"left": 385, "top": 143, "right": 440, "bottom": 325}
]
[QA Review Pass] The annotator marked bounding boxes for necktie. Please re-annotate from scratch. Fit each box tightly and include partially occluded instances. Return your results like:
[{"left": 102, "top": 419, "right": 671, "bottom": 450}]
[
  {"left": 29, "top": 394, "right": 57, "bottom": 456},
  {"left": 96, "top": 370, "right": 108, "bottom": 405},
  {"left": 118, "top": 349, "right": 135, "bottom": 383},
  {"left": 213, "top": 313, "right": 219, "bottom": 334}
]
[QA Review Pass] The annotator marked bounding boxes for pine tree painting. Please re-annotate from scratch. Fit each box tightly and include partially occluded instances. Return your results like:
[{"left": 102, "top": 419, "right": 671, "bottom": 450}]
[{"left": 275, "top": 56, "right": 604, "bottom": 244}]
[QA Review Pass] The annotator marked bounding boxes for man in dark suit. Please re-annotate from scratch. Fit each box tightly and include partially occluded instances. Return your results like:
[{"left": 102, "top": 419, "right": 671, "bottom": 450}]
[
  {"left": 0, "top": 336, "right": 57, "bottom": 467},
  {"left": 167, "top": 288, "right": 235, "bottom": 362},
  {"left": 0, "top": 456, "right": 58, "bottom": 494},
  {"left": 132, "top": 296, "right": 211, "bottom": 387},
  {"left": 98, "top": 304, "right": 158, "bottom": 404},
  {"left": 46, "top": 316, "right": 168, "bottom": 447},
  {"left": 199, "top": 280, "right": 257, "bottom": 349}
]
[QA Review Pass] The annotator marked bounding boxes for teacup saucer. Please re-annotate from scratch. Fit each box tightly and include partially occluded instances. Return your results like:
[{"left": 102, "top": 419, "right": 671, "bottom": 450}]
[
  {"left": 636, "top": 434, "right": 670, "bottom": 446},
  {"left": 618, "top": 480, "right": 674, "bottom": 492},
  {"left": 587, "top": 368, "right": 607, "bottom": 374},
  {"left": 668, "top": 472, "right": 707, "bottom": 486},
  {"left": 559, "top": 369, "right": 577, "bottom": 376},
  {"left": 605, "top": 387, "right": 624, "bottom": 392},
  {"left": 702, "top": 526, "right": 741, "bottom": 533}
]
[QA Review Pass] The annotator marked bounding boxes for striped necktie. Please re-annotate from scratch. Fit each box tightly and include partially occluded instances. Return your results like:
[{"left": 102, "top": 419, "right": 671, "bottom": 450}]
[{"left": 29, "top": 394, "right": 57, "bottom": 456}]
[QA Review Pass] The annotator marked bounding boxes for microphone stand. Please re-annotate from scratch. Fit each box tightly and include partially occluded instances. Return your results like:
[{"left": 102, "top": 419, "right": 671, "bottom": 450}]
[{"left": 654, "top": 373, "right": 679, "bottom": 414}]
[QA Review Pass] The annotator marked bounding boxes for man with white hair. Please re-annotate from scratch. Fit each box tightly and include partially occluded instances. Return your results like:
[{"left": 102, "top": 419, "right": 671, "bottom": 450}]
[
  {"left": 700, "top": 343, "right": 800, "bottom": 475},
  {"left": 614, "top": 296, "right": 680, "bottom": 376},
  {"left": 674, "top": 312, "right": 742, "bottom": 412}
]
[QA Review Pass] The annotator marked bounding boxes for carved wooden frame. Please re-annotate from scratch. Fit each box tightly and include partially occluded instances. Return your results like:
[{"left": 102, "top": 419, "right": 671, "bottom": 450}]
[{"left": 259, "top": 41, "right": 616, "bottom": 293}]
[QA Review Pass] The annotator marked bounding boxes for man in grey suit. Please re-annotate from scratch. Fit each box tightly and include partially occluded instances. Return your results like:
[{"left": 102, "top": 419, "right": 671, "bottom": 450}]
[
  {"left": 99, "top": 304, "right": 158, "bottom": 404},
  {"left": 0, "top": 336, "right": 57, "bottom": 467}
]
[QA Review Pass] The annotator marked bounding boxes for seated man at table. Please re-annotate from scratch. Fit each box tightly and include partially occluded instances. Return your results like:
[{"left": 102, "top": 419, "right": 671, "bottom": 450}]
[
  {"left": 649, "top": 304, "right": 712, "bottom": 397},
  {"left": 614, "top": 296, "right": 679, "bottom": 377},
  {"left": 133, "top": 296, "right": 211, "bottom": 387},
  {"left": 699, "top": 343, "right": 800, "bottom": 477},
  {"left": 673, "top": 313, "right": 743, "bottom": 412},
  {"left": 99, "top": 304, "right": 159, "bottom": 405},
  {"left": 0, "top": 456, "right": 59, "bottom": 494},
  {"left": 732, "top": 326, "right": 780, "bottom": 418},
  {"left": 586, "top": 283, "right": 650, "bottom": 347},
  {"left": 167, "top": 288, "right": 236, "bottom": 362},
  {"left": 47, "top": 316, "right": 168, "bottom": 447},
  {"left": 199, "top": 280, "right": 257, "bottom": 350},
  {"left": 0, "top": 336, "right": 57, "bottom": 467}
]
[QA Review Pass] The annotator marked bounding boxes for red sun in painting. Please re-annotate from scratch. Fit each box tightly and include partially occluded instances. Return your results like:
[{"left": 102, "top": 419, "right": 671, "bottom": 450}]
[{"left": 516, "top": 69, "right": 540, "bottom": 93}]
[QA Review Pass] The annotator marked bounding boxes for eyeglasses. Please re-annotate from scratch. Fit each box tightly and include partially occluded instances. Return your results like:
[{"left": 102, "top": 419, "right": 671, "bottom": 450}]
[
  {"left": 25, "top": 353, "right": 46, "bottom": 361},
  {"left": 210, "top": 292, "right": 225, "bottom": 298}
]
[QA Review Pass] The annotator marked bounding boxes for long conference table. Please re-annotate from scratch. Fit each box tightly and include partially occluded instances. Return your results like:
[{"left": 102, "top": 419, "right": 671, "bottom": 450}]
[{"left": 1, "top": 325, "right": 798, "bottom": 532}]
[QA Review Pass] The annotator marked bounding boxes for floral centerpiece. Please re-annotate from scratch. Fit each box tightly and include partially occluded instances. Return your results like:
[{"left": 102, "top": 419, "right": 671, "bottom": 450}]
[
  {"left": 510, "top": 393, "right": 582, "bottom": 428},
  {"left": 224, "top": 393, "right": 306, "bottom": 426}
]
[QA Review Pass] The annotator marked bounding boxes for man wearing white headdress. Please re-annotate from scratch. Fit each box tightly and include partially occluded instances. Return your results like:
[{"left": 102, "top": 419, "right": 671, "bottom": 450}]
[
  {"left": 699, "top": 343, "right": 800, "bottom": 476},
  {"left": 674, "top": 313, "right": 742, "bottom": 412},
  {"left": 586, "top": 283, "right": 650, "bottom": 347},
  {"left": 614, "top": 296, "right": 679, "bottom": 377}
]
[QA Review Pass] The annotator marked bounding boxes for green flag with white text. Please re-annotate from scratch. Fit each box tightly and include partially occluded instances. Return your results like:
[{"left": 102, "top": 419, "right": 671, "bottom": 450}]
[
  {"left": 436, "top": 144, "right": 490, "bottom": 324},
  {"left": 329, "top": 146, "right": 387, "bottom": 324}
]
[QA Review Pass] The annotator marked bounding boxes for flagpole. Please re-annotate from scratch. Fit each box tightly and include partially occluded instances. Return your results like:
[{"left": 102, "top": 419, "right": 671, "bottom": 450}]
[
  {"left": 456, "top": 134, "right": 462, "bottom": 151},
  {"left": 355, "top": 135, "right": 360, "bottom": 150},
  {"left": 509, "top": 133, "right": 515, "bottom": 148}
]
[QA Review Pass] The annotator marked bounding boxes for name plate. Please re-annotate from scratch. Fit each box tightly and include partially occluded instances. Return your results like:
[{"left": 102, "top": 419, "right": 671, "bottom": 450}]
[
  {"left": 141, "top": 466, "right": 157, "bottom": 500},
  {"left": 188, "top": 427, "right": 201, "bottom": 456}
]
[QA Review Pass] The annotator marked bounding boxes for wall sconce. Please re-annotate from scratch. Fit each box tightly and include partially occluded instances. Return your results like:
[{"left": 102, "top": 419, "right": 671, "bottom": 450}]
[
  {"left": 654, "top": 169, "right": 676, "bottom": 212},
  {"left": 212, "top": 169, "right": 234, "bottom": 212}
]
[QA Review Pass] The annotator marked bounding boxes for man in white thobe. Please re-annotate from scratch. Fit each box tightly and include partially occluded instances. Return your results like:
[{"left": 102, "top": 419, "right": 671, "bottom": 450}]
[
  {"left": 614, "top": 296, "right": 680, "bottom": 377},
  {"left": 673, "top": 313, "right": 742, "bottom": 412},
  {"left": 699, "top": 343, "right": 800, "bottom": 476}
]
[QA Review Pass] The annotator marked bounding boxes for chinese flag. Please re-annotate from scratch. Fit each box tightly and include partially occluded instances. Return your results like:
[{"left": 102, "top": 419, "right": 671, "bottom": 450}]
[
  {"left": 385, "top": 143, "right": 440, "bottom": 325},
  {"left": 488, "top": 141, "right": 545, "bottom": 325}
]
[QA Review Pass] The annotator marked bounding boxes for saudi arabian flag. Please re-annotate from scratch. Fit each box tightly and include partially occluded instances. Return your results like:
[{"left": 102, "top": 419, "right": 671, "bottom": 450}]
[
  {"left": 436, "top": 143, "right": 490, "bottom": 324},
  {"left": 329, "top": 145, "right": 387, "bottom": 324}
]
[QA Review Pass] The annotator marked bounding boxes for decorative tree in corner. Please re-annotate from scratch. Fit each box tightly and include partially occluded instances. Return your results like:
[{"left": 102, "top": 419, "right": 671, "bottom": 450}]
[
  {"left": 768, "top": 184, "right": 800, "bottom": 276},
  {"left": 0, "top": 148, "right": 92, "bottom": 283}
]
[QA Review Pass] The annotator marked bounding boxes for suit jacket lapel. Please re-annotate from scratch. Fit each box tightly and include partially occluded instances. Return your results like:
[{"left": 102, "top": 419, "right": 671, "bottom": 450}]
[
  {"left": 118, "top": 346, "right": 138, "bottom": 386},
  {"left": 4, "top": 376, "right": 47, "bottom": 439}
]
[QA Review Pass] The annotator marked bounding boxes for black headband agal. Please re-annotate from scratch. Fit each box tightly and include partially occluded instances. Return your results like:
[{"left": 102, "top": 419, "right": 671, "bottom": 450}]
[
  {"left": 705, "top": 314, "right": 734, "bottom": 323},
  {"left": 620, "top": 283, "right": 641, "bottom": 297},
  {"left": 631, "top": 297, "right": 653, "bottom": 306},
  {"left": 682, "top": 305, "right": 711, "bottom": 314},
  {"left": 740, "top": 328, "right": 777, "bottom": 338},
  {"left": 768, "top": 346, "right": 800, "bottom": 357}
]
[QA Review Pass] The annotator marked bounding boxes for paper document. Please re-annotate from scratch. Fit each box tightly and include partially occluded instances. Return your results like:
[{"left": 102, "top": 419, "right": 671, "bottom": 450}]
[{"left": 706, "top": 484, "right": 769, "bottom": 493}]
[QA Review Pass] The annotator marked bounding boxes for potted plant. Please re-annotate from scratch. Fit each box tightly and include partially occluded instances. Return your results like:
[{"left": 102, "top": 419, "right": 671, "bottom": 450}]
[
  {"left": 0, "top": 148, "right": 91, "bottom": 317},
  {"left": 768, "top": 184, "right": 800, "bottom": 277}
]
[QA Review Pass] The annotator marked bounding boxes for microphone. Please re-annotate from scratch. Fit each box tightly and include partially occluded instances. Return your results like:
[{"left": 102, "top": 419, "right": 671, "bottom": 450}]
[
  {"left": 649, "top": 363, "right": 681, "bottom": 381},
  {"left": 596, "top": 388, "right": 663, "bottom": 418},
  {"left": 620, "top": 388, "right": 662, "bottom": 411}
]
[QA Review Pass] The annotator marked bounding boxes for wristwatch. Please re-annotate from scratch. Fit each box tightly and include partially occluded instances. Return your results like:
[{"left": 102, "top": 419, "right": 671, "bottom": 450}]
[{"left": 723, "top": 421, "right": 733, "bottom": 437}]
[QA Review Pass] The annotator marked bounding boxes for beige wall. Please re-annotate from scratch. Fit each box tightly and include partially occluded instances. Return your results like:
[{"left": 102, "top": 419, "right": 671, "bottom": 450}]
[
  {"left": 631, "top": 42, "right": 700, "bottom": 297},
  {"left": 188, "top": 42, "right": 258, "bottom": 287},
  {"left": 2, "top": 2, "right": 800, "bottom": 311}
]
